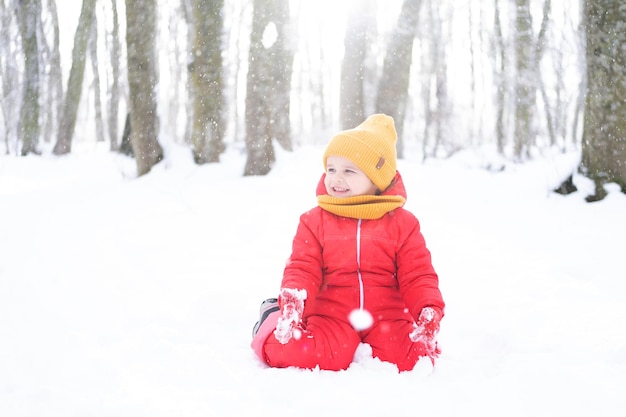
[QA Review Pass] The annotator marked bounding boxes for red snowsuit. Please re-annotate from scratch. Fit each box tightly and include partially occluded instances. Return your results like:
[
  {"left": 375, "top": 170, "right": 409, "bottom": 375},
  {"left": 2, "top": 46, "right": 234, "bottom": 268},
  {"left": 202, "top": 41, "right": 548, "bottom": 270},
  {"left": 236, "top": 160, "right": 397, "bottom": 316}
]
[{"left": 261, "top": 172, "right": 444, "bottom": 371}]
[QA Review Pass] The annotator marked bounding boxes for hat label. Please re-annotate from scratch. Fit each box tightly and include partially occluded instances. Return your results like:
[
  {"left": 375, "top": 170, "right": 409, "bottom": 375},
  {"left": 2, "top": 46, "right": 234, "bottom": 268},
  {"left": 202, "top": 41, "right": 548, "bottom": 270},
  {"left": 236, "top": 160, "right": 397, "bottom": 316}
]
[{"left": 376, "top": 157, "right": 385, "bottom": 170}]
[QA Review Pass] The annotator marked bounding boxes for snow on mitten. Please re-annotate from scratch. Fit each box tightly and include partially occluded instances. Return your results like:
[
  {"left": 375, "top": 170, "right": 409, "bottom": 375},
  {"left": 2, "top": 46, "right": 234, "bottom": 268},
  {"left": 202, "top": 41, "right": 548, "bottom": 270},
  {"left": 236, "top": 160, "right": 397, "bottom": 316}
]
[
  {"left": 274, "top": 288, "right": 307, "bottom": 344},
  {"left": 409, "top": 306, "right": 442, "bottom": 364}
]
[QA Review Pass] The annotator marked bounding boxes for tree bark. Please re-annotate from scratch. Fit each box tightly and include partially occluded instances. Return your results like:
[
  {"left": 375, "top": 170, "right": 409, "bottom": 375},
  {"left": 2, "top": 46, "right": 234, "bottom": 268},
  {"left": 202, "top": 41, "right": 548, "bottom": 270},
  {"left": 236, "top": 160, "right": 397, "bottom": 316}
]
[
  {"left": 376, "top": 0, "right": 422, "bottom": 157},
  {"left": 53, "top": 0, "right": 96, "bottom": 155},
  {"left": 421, "top": 0, "right": 452, "bottom": 159},
  {"left": 1, "top": 0, "right": 19, "bottom": 154},
  {"left": 339, "top": 0, "right": 373, "bottom": 130},
  {"left": 513, "top": 0, "right": 535, "bottom": 160},
  {"left": 125, "top": 0, "right": 163, "bottom": 176},
  {"left": 189, "top": 0, "right": 225, "bottom": 164},
  {"left": 244, "top": 0, "right": 293, "bottom": 176},
  {"left": 534, "top": 0, "right": 555, "bottom": 147},
  {"left": 39, "top": 0, "right": 63, "bottom": 145},
  {"left": 108, "top": 0, "right": 121, "bottom": 151},
  {"left": 579, "top": 0, "right": 626, "bottom": 200},
  {"left": 89, "top": 22, "right": 105, "bottom": 143},
  {"left": 164, "top": 0, "right": 184, "bottom": 144},
  {"left": 17, "top": 0, "right": 41, "bottom": 156},
  {"left": 493, "top": 0, "right": 506, "bottom": 155},
  {"left": 181, "top": 0, "right": 194, "bottom": 145}
]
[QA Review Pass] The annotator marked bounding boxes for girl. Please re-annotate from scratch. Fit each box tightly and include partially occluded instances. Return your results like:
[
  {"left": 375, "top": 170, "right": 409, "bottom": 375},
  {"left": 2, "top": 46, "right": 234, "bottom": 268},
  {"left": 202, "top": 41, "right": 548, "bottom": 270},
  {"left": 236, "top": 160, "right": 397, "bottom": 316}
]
[{"left": 251, "top": 114, "right": 445, "bottom": 372}]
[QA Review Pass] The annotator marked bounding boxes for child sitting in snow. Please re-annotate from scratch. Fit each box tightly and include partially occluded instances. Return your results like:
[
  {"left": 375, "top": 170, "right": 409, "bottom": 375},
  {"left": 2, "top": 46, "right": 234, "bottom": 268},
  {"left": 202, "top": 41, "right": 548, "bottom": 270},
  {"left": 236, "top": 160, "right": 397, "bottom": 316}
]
[{"left": 251, "top": 114, "right": 445, "bottom": 372}]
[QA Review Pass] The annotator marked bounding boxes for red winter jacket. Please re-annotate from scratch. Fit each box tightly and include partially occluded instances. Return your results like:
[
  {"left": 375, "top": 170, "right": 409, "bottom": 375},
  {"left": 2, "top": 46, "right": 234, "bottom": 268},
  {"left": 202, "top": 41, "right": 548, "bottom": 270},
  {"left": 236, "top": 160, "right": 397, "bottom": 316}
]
[{"left": 281, "top": 172, "right": 444, "bottom": 327}]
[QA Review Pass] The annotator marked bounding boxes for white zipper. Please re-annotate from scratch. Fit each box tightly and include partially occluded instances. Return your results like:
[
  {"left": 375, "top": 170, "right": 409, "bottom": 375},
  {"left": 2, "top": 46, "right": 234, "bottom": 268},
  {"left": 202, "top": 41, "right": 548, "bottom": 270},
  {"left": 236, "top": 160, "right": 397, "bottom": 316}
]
[{"left": 356, "top": 218, "right": 365, "bottom": 311}]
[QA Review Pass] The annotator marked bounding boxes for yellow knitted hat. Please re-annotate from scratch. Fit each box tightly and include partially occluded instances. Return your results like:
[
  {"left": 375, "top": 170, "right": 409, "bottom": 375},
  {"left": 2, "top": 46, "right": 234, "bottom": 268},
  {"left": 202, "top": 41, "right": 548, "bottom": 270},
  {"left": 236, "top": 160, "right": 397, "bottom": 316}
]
[{"left": 323, "top": 114, "right": 398, "bottom": 192}]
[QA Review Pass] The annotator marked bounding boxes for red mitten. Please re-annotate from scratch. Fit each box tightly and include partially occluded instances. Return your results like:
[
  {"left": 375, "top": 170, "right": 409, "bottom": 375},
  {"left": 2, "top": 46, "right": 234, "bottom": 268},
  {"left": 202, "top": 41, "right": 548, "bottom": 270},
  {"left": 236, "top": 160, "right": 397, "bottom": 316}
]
[
  {"left": 409, "top": 306, "right": 442, "bottom": 364},
  {"left": 274, "top": 288, "right": 307, "bottom": 344}
]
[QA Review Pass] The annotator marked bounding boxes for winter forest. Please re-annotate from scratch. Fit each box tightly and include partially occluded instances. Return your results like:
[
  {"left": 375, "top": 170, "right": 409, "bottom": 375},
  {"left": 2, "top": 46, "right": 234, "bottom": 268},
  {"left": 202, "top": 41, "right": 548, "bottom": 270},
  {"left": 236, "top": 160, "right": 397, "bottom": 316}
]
[
  {"left": 1, "top": 0, "right": 625, "bottom": 196},
  {"left": 2, "top": 1, "right": 626, "bottom": 414}
]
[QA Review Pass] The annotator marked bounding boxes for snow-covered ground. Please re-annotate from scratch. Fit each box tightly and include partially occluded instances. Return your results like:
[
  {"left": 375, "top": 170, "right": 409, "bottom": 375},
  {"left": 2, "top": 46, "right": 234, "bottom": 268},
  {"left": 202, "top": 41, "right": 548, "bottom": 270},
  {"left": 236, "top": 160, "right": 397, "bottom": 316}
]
[{"left": 1, "top": 143, "right": 625, "bottom": 416}]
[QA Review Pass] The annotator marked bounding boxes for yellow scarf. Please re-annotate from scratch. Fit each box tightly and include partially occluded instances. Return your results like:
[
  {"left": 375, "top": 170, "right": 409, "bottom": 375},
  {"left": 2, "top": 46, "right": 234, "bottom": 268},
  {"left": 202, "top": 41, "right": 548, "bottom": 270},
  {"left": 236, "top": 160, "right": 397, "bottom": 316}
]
[{"left": 317, "top": 194, "right": 405, "bottom": 220}]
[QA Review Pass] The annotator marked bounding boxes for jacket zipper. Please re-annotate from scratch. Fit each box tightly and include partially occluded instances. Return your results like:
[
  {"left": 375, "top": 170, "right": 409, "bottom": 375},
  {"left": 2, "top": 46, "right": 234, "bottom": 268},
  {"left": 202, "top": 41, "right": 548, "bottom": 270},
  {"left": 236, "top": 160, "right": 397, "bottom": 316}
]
[{"left": 356, "top": 219, "right": 365, "bottom": 312}]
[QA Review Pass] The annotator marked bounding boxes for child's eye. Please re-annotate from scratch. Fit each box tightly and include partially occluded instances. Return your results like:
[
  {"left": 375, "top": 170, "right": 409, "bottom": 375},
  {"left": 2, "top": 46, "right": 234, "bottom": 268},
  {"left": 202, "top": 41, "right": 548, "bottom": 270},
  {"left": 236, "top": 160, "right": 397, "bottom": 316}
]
[
  {"left": 345, "top": 169, "right": 355, "bottom": 174},
  {"left": 327, "top": 168, "right": 336, "bottom": 173}
]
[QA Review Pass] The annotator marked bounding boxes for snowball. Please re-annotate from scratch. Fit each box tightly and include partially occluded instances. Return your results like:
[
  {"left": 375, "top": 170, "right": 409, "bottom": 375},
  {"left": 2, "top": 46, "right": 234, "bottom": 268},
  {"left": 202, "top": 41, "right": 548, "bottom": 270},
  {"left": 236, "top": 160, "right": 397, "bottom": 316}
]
[
  {"left": 349, "top": 309, "right": 373, "bottom": 331},
  {"left": 420, "top": 306, "right": 436, "bottom": 321},
  {"left": 293, "top": 328, "right": 302, "bottom": 340}
]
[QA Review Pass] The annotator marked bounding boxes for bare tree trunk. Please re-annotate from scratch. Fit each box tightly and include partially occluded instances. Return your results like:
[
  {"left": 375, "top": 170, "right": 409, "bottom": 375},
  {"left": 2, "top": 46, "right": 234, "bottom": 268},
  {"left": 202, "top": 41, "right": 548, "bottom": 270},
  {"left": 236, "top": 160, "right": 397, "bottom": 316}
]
[
  {"left": 493, "top": 0, "right": 507, "bottom": 155},
  {"left": 571, "top": 77, "right": 585, "bottom": 148},
  {"left": 17, "top": 0, "right": 41, "bottom": 156},
  {"left": 225, "top": 1, "right": 247, "bottom": 142},
  {"left": 268, "top": 0, "right": 293, "bottom": 152},
  {"left": 125, "top": 0, "right": 163, "bottom": 176},
  {"left": 38, "top": 0, "right": 56, "bottom": 144},
  {"left": 244, "top": 0, "right": 293, "bottom": 176},
  {"left": 420, "top": 45, "right": 432, "bottom": 160},
  {"left": 534, "top": 0, "right": 555, "bottom": 147},
  {"left": 165, "top": 0, "right": 184, "bottom": 144},
  {"left": 421, "top": 0, "right": 452, "bottom": 159},
  {"left": 376, "top": 0, "right": 422, "bottom": 158},
  {"left": 310, "top": 24, "right": 328, "bottom": 130},
  {"left": 37, "top": 3, "right": 50, "bottom": 144},
  {"left": 181, "top": 0, "right": 194, "bottom": 145},
  {"left": 53, "top": 0, "right": 96, "bottom": 155},
  {"left": 44, "top": 0, "right": 63, "bottom": 145},
  {"left": 434, "top": 41, "right": 450, "bottom": 156},
  {"left": 339, "top": 0, "right": 373, "bottom": 129},
  {"left": 420, "top": 0, "right": 435, "bottom": 159},
  {"left": 244, "top": 0, "right": 275, "bottom": 175},
  {"left": 89, "top": 21, "right": 105, "bottom": 143},
  {"left": 189, "top": 0, "right": 225, "bottom": 164},
  {"left": 1, "top": 0, "right": 20, "bottom": 154},
  {"left": 513, "top": 0, "right": 535, "bottom": 160},
  {"left": 467, "top": 1, "right": 476, "bottom": 147},
  {"left": 107, "top": 0, "right": 121, "bottom": 150},
  {"left": 579, "top": 0, "right": 626, "bottom": 200},
  {"left": 571, "top": 9, "right": 587, "bottom": 150}
]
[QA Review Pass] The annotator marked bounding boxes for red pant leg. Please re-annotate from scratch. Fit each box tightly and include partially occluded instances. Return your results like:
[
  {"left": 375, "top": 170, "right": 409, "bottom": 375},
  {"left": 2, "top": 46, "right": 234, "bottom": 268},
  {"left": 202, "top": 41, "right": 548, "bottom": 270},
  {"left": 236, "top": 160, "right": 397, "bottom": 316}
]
[
  {"left": 363, "top": 319, "right": 426, "bottom": 372},
  {"left": 263, "top": 315, "right": 361, "bottom": 371}
]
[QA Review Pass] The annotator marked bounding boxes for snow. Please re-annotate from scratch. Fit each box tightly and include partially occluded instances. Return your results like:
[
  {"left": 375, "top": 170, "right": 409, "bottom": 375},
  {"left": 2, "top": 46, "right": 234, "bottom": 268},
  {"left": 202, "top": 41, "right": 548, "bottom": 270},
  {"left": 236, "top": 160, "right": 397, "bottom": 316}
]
[
  {"left": 1, "top": 143, "right": 626, "bottom": 416},
  {"left": 349, "top": 308, "right": 374, "bottom": 331},
  {"left": 274, "top": 288, "right": 306, "bottom": 344}
]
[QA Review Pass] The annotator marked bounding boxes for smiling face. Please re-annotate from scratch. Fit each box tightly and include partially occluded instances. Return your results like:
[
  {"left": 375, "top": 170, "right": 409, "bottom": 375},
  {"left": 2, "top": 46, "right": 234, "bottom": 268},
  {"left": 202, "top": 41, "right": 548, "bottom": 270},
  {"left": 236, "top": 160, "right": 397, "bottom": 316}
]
[{"left": 324, "top": 155, "right": 378, "bottom": 198}]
